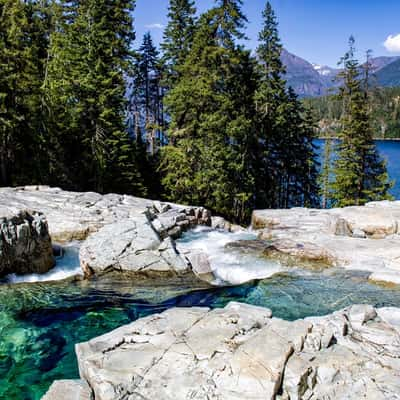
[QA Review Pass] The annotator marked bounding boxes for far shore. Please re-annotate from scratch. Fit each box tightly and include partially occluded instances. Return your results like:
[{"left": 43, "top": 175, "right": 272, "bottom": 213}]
[{"left": 318, "top": 136, "right": 400, "bottom": 141}]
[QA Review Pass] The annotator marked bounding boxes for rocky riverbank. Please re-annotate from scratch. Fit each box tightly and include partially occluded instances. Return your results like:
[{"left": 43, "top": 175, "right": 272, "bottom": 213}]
[
  {"left": 43, "top": 302, "right": 400, "bottom": 400},
  {"left": 0, "top": 210, "right": 54, "bottom": 277},
  {"left": 252, "top": 201, "right": 400, "bottom": 285},
  {"left": 2, "top": 187, "right": 400, "bottom": 399},
  {"left": 0, "top": 186, "right": 214, "bottom": 283}
]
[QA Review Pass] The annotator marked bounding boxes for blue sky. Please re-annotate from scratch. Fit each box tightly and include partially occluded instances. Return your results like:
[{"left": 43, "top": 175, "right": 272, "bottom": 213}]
[{"left": 134, "top": 0, "right": 400, "bottom": 67}]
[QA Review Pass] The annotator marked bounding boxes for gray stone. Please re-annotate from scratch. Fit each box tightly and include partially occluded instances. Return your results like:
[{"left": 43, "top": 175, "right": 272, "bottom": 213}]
[
  {"left": 251, "top": 203, "right": 400, "bottom": 285},
  {"left": 45, "top": 303, "right": 400, "bottom": 400},
  {"left": 0, "top": 210, "right": 54, "bottom": 277},
  {"left": 42, "top": 380, "right": 92, "bottom": 400}
]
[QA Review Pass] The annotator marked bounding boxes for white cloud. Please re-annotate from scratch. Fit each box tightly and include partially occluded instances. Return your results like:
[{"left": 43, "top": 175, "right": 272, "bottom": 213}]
[
  {"left": 384, "top": 33, "right": 400, "bottom": 53},
  {"left": 145, "top": 23, "right": 164, "bottom": 30}
]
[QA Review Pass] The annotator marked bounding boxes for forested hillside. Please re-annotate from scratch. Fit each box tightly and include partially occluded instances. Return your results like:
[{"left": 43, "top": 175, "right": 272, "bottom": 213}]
[
  {"left": 0, "top": 0, "right": 320, "bottom": 222},
  {"left": 305, "top": 86, "right": 400, "bottom": 139},
  {"left": 0, "top": 0, "right": 393, "bottom": 220}
]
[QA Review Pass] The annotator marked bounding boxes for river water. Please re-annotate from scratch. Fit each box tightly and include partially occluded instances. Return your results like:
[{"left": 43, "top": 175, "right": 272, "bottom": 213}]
[
  {"left": 315, "top": 139, "right": 400, "bottom": 199},
  {"left": 2, "top": 228, "right": 400, "bottom": 399},
  {"left": 1, "top": 141, "right": 400, "bottom": 398}
]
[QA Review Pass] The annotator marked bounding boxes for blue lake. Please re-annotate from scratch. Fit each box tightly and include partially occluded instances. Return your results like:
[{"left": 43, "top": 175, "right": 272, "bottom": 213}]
[{"left": 315, "top": 139, "right": 400, "bottom": 199}]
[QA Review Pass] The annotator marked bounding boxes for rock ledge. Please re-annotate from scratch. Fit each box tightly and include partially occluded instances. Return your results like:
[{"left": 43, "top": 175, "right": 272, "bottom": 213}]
[{"left": 44, "top": 302, "right": 400, "bottom": 400}]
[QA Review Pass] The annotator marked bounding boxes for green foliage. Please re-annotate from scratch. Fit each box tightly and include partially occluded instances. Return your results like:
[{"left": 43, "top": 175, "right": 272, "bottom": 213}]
[
  {"left": 46, "top": 0, "right": 145, "bottom": 195},
  {"left": 305, "top": 85, "right": 400, "bottom": 140},
  {"left": 0, "top": 0, "right": 52, "bottom": 186},
  {"left": 161, "top": 2, "right": 257, "bottom": 222},
  {"left": 160, "top": 0, "right": 319, "bottom": 221},
  {"left": 161, "top": 0, "right": 196, "bottom": 88},
  {"left": 329, "top": 37, "right": 393, "bottom": 207},
  {"left": 254, "top": 2, "right": 319, "bottom": 209}
]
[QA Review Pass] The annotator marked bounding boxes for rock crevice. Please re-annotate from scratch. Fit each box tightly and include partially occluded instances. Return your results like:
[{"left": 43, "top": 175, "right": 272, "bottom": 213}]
[{"left": 44, "top": 303, "right": 400, "bottom": 400}]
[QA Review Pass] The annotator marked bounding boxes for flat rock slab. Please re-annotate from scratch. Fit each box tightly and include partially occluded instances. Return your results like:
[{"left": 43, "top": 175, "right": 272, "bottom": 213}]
[
  {"left": 0, "top": 186, "right": 212, "bottom": 281},
  {"left": 42, "top": 380, "right": 92, "bottom": 400},
  {"left": 46, "top": 303, "right": 400, "bottom": 400},
  {"left": 252, "top": 202, "right": 400, "bottom": 284},
  {"left": 0, "top": 186, "right": 210, "bottom": 243},
  {"left": 0, "top": 186, "right": 153, "bottom": 242}
]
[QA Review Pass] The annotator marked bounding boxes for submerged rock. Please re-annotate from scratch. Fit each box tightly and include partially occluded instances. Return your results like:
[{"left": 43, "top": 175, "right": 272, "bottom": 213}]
[
  {"left": 0, "top": 210, "right": 54, "bottom": 277},
  {"left": 47, "top": 302, "right": 400, "bottom": 400}
]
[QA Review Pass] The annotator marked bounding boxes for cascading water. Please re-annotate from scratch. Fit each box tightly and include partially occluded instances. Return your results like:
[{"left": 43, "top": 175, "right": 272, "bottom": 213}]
[
  {"left": 5, "top": 243, "right": 82, "bottom": 284},
  {"left": 176, "top": 226, "right": 285, "bottom": 285},
  {"left": 2, "top": 227, "right": 400, "bottom": 399}
]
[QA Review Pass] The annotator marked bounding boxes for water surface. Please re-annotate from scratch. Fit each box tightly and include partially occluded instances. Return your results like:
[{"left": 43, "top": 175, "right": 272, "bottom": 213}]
[
  {"left": 2, "top": 230, "right": 400, "bottom": 399},
  {"left": 316, "top": 139, "right": 400, "bottom": 199}
]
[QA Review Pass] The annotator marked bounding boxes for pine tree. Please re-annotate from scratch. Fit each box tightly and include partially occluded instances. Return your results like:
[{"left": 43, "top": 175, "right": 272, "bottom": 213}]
[
  {"left": 130, "top": 32, "right": 162, "bottom": 154},
  {"left": 330, "top": 36, "right": 392, "bottom": 206},
  {"left": 319, "top": 137, "right": 333, "bottom": 208},
  {"left": 47, "top": 0, "right": 145, "bottom": 195},
  {"left": 255, "top": 1, "right": 319, "bottom": 209},
  {"left": 161, "top": 0, "right": 196, "bottom": 88},
  {"left": 0, "top": 0, "right": 51, "bottom": 186},
  {"left": 161, "top": 1, "right": 257, "bottom": 222}
]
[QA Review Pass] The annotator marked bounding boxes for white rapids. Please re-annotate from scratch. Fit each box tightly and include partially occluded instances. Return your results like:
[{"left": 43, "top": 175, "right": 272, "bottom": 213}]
[
  {"left": 176, "top": 226, "right": 284, "bottom": 285},
  {"left": 6, "top": 242, "right": 82, "bottom": 283}
]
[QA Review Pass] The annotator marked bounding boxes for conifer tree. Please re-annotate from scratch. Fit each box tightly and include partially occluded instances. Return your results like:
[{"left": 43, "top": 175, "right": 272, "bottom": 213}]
[
  {"left": 320, "top": 138, "right": 333, "bottom": 208},
  {"left": 330, "top": 36, "right": 392, "bottom": 206},
  {"left": 0, "top": 0, "right": 47, "bottom": 185},
  {"left": 161, "top": 0, "right": 196, "bottom": 88},
  {"left": 255, "top": 1, "right": 319, "bottom": 208},
  {"left": 130, "top": 32, "right": 162, "bottom": 154},
  {"left": 47, "top": 0, "right": 145, "bottom": 195},
  {"left": 161, "top": 0, "right": 257, "bottom": 221}
]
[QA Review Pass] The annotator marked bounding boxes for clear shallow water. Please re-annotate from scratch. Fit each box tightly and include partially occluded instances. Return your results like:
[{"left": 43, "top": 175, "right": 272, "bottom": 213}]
[
  {"left": 316, "top": 139, "right": 400, "bottom": 199},
  {"left": 2, "top": 230, "right": 400, "bottom": 399}
]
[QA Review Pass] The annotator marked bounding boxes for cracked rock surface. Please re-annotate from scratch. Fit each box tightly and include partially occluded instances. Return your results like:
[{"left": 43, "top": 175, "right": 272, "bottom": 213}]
[
  {"left": 45, "top": 303, "right": 400, "bottom": 400},
  {"left": 252, "top": 202, "right": 400, "bottom": 284},
  {"left": 0, "top": 210, "right": 54, "bottom": 277},
  {"left": 0, "top": 186, "right": 212, "bottom": 280},
  {"left": 79, "top": 201, "right": 211, "bottom": 281}
]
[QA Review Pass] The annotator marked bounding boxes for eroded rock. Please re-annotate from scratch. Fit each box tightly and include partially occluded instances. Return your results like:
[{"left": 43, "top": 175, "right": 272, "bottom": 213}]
[
  {"left": 0, "top": 210, "right": 54, "bottom": 277},
  {"left": 46, "top": 303, "right": 400, "bottom": 400},
  {"left": 252, "top": 203, "right": 400, "bottom": 284}
]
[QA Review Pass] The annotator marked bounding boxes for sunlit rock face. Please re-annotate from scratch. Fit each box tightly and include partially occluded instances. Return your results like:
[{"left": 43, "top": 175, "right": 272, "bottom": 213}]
[
  {"left": 0, "top": 210, "right": 54, "bottom": 277},
  {"left": 47, "top": 302, "right": 400, "bottom": 400},
  {"left": 252, "top": 201, "right": 400, "bottom": 285}
]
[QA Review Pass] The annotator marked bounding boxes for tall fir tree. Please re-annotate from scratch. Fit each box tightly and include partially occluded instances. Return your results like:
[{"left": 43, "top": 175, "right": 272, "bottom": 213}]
[
  {"left": 161, "top": 0, "right": 196, "bottom": 88},
  {"left": 47, "top": 0, "right": 145, "bottom": 195},
  {"left": 254, "top": 1, "right": 319, "bottom": 208},
  {"left": 130, "top": 32, "right": 162, "bottom": 154},
  {"left": 319, "top": 137, "right": 333, "bottom": 209},
  {"left": 0, "top": 0, "right": 50, "bottom": 186},
  {"left": 161, "top": 0, "right": 257, "bottom": 222},
  {"left": 330, "top": 36, "right": 392, "bottom": 206}
]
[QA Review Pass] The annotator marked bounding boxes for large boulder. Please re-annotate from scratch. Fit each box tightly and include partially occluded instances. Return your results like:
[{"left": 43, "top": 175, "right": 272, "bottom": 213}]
[
  {"left": 47, "top": 303, "right": 400, "bottom": 400},
  {"left": 80, "top": 206, "right": 212, "bottom": 282},
  {"left": 0, "top": 210, "right": 54, "bottom": 277}
]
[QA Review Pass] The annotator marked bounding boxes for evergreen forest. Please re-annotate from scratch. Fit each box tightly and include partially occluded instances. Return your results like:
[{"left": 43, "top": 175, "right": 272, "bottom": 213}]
[{"left": 0, "top": 0, "right": 393, "bottom": 222}]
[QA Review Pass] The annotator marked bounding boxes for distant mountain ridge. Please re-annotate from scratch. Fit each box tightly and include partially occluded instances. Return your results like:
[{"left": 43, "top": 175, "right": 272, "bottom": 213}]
[
  {"left": 377, "top": 58, "right": 400, "bottom": 87},
  {"left": 281, "top": 50, "right": 400, "bottom": 97}
]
